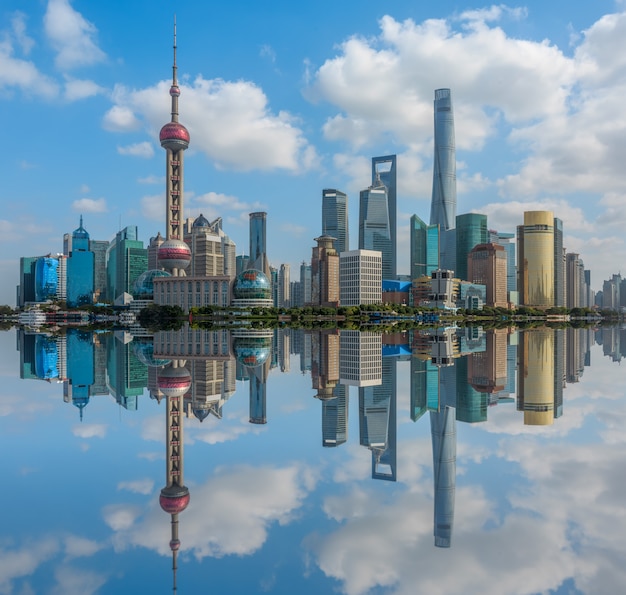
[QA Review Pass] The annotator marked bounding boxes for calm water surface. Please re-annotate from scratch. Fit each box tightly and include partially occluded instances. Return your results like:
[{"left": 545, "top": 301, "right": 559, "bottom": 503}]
[{"left": 1, "top": 325, "right": 625, "bottom": 595}]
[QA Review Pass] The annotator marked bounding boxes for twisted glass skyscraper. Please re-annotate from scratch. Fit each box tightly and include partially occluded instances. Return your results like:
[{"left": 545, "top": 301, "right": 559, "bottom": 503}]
[{"left": 430, "top": 89, "right": 457, "bottom": 272}]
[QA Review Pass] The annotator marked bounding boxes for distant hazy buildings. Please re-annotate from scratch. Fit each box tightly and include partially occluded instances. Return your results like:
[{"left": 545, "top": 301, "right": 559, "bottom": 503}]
[
  {"left": 322, "top": 189, "right": 349, "bottom": 255},
  {"left": 430, "top": 89, "right": 457, "bottom": 272}
]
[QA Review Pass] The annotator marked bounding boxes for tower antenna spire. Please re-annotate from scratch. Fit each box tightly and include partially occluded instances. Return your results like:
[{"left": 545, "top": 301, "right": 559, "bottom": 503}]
[{"left": 171, "top": 15, "right": 179, "bottom": 122}]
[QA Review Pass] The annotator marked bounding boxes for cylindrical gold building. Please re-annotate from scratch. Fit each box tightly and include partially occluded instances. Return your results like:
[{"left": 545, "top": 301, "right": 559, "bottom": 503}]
[{"left": 517, "top": 211, "right": 554, "bottom": 308}]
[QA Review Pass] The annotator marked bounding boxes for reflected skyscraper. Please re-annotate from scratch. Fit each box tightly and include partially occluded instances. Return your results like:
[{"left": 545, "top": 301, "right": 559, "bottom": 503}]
[
  {"left": 517, "top": 329, "right": 555, "bottom": 425},
  {"left": 158, "top": 360, "right": 191, "bottom": 593},
  {"left": 430, "top": 89, "right": 457, "bottom": 272},
  {"left": 67, "top": 216, "right": 94, "bottom": 307},
  {"left": 372, "top": 155, "right": 397, "bottom": 278}
]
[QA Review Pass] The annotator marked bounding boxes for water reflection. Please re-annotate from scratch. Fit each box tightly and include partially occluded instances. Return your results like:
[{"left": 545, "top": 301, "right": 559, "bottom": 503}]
[{"left": 5, "top": 323, "right": 626, "bottom": 593}]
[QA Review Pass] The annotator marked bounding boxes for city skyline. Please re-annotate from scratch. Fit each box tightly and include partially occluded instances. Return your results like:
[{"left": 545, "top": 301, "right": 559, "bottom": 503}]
[{"left": 2, "top": 1, "right": 626, "bottom": 305}]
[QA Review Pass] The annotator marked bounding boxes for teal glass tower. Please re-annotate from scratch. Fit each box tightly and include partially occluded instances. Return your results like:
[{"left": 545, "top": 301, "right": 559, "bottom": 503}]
[
  {"left": 430, "top": 89, "right": 457, "bottom": 272},
  {"left": 106, "top": 226, "right": 148, "bottom": 301},
  {"left": 456, "top": 213, "right": 488, "bottom": 282},
  {"left": 410, "top": 214, "right": 439, "bottom": 280},
  {"left": 322, "top": 189, "right": 349, "bottom": 255}
]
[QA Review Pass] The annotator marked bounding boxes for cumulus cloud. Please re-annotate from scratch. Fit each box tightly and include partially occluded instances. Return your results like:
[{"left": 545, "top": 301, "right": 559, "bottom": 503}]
[
  {"left": 117, "top": 141, "right": 154, "bottom": 158},
  {"left": 117, "top": 478, "right": 154, "bottom": 495},
  {"left": 71, "top": 198, "right": 107, "bottom": 213},
  {"left": 11, "top": 11, "right": 35, "bottom": 55},
  {"left": 102, "top": 104, "right": 140, "bottom": 131},
  {"left": 63, "top": 77, "right": 104, "bottom": 101},
  {"left": 50, "top": 566, "right": 107, "bottom": 595},
  {"left": 0, "top": 37, "right": 59, "bottom": 98},
  {"left": 111, "top": 464, "right": 315, "bottom": 558},
  {"left": 105, "top": 77, "right": 316, "bottom": 172},
  {"left": 0, "top": 538, "right": 59, "bottom": 593},
  {"left": 44, "top": 0, "right": 106, "bottom": 70},
  {"left": 72, "top": 423, "right": 107, "bottom": 439},
  {"left": 63, "top": 536, "right": 104, "bottom": 559}
]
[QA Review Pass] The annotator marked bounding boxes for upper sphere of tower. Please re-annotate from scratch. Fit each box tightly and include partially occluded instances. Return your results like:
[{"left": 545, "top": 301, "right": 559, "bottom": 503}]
[
  {"left": 159, "top": 122, "right": 190, "bottom": 151},
  {"left": 170, "top": 85, "right": 180, "bottom": 97}
]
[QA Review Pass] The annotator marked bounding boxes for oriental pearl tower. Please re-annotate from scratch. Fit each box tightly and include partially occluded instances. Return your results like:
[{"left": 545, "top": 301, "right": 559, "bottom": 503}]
[{"left": 158, "top": 20, "right": 191, "bottom": 276}]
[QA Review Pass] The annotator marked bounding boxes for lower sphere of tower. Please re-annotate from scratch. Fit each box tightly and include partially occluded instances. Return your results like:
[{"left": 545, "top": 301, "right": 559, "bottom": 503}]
[{"left": 158, "top": 239, "right": 191, "bottom": 272}]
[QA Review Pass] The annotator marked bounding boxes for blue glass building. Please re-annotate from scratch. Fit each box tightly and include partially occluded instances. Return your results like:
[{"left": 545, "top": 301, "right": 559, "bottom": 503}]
[
  {"left": 359, "top": 178, "right": 393, "bottom": 280},
  {"left": 456, "top": 213, "right": 488, "bottom": 282},
  {"left": 430, "top": 89, "right": 457, "bottom": 272},
  {"left": 322, "top": 189, "right": 349, "bottom": 255},
  {"left": 372, "top": 155, "right": 397, "bottom": 278},
  {"left": 67, "top": 217, "right": 94, "bottom": 307},
  {"left": 35, "top": 257, "right": 58, "bottom": 302}
]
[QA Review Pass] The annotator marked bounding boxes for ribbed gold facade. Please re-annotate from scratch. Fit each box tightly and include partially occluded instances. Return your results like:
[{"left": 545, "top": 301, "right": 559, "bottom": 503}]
[
  {"left": 518, "top": 211, "right": 554, "bottom": 308},
  {"left": 518, "top": 329, "right": 554, "bottom": 425}
]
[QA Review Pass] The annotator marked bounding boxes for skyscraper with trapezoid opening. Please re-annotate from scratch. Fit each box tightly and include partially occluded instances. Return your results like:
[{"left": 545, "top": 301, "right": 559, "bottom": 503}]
[{"left": 430, "top": 89, "right": 457, "bottom": 272}]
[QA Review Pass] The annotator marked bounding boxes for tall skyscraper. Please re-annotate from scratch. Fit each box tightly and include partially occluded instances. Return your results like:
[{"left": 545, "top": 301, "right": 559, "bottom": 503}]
[
  {"left": 67, "top": 216, "right": 94, "bottom": 307},
  {"left": 311, "top": 235, "right": 339, "bottom": 307},
  {"left": 468, "top": 243, "right": 508, "bottom": 308},
  {"left": 410, "top": 214, "right": 439, "bottom": 280},
  {"left": 430, "top": 89, "right": 457, "bottom": 272},
  {"left": 517, "top": 211, "right": 555, "bottom": 308},
  {"left": 553, "top": 218, "right": 565, "bottom": 307},
  {"left": 249, "top": 211, "right": 270, "bottom": 276},
  {"left": 322, "top": 189, "right": 349, "bottom": 255},
  {"left": 372, "top": 155, "right": 397, "bottom": 278},
  {"left": 488, "top": 230, "right": 516, "bottom": 295},
  {"left": 158, "top": 23, "right": 192, "bottom": 276},
  {"left": 455, "top": 213, "right": 488, "bottom": 282},
  {"left": 359, "top": 176, "right": 392, "bottom": 280}
]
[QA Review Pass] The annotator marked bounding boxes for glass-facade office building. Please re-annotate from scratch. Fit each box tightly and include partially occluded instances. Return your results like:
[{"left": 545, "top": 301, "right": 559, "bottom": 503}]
[
  {"left": 322, "top": 189, "right": 349, "bottom": 255},
  {"left": 456, "top": 213, "right": 488, "bottom": 282},
  {"left": 372, "top": 155, "right": 397, "bottom": 278},
  {"left": 410, "top": 214, "right": 439, "bottom": 280},
  {"left": 430, "top": 89, "right": 457, "bottom": 272},
  {"left": 359, "top": 181, "right": 393, "bottom": 280}
]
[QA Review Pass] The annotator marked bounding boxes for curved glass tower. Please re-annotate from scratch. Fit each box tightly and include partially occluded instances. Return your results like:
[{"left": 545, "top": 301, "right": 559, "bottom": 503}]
[{"left": 430, "top": 89, "right": 457, "bottom": 272}]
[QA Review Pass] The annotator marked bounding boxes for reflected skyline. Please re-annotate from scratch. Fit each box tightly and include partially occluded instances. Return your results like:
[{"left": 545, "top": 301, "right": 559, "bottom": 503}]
[{"left": 4, "top": 323, "right": 623, "bottom": 593}]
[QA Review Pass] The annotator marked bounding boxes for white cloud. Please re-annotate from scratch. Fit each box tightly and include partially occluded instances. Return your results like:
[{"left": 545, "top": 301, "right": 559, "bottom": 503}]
[
  {"left": 72, "top": 423, "right": 107, "bottom": 439},
  {"left": 280, "top": 222, "right": 307, "bottom": 236},
  {"left": 117, "top": 478, "right": 154, "bottom": 495},
  {"left": 44, "top": 0, "right": 106, "bottom": 70},
  {"left": 111, "top": 464, "right": 314, "bottom": 558},
  {"left": 63, "top": 536, "right": 104, "bottom": 559},
  {"left": 103, "top": 504, "right": 142, "bottom": 531},
  {"left": 63, "top": 77, "right": 104, "bottom": 101},
  {"left": 137, "top": 175, "right": 163, "bottom": 185},
  {"left": 50, "top": 566, "right": 107, "bottom": 595},
  {"left": 0, "top": 538, "right": 59, "bottom": 593},
  {"left": 71, "top": 198, "right": 107, "bottom": 214},
  {"left": 102, "top": 104, "right": 140, "bottom": 132},
  {"left": 140, "top": 194, "right": 163, "bottom": 221},
  {"left": 117, "top": 141, "right": 154, "bottom": 159},
  {"left": 11, "top": 11, "right": 35, "bottom": 55},
  {"left": 106, "top": 77, "right": 316, "bottom": 172},
  {"left": 0, "top": 39, "right": 59, "bottom": 98}
]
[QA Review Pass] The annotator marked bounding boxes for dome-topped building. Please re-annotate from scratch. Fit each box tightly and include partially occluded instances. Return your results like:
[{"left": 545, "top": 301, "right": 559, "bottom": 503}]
[{"left": 232, "top": 269, "right": 273, "bottom": 307}]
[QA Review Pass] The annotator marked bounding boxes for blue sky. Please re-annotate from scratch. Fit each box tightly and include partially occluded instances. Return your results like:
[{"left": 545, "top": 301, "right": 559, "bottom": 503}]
[{"left": 2, "top": 0, "right": 626, "bottom": 306}]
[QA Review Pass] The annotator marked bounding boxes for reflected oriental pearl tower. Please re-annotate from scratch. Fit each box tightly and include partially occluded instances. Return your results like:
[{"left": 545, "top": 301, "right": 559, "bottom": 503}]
[{"left": 158, "top": 20, "right": 191, "bottom": 276}]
